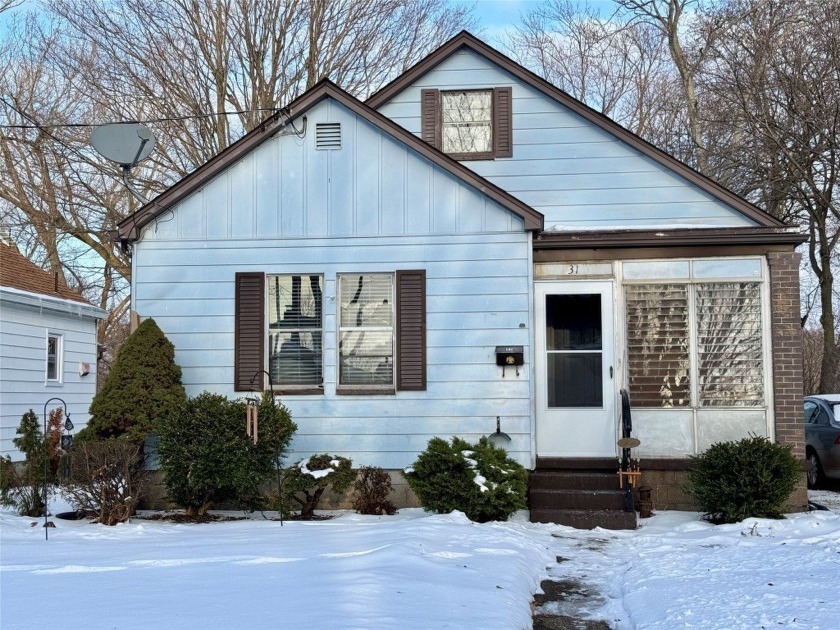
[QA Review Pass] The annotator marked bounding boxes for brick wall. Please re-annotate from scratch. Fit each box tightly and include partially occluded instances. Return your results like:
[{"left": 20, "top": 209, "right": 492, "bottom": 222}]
[{"left": 767, "top": 251, "right": 805, "bottom": 458}]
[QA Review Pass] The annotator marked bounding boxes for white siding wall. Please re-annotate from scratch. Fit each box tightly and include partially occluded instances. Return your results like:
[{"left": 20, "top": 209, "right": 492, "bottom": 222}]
[
  {"left": 0, "top": 302, "right": 99, "bottom": 460},
  {"left": 134, "top": 98, "right": 534, "bottom": 469},
  {"left": 377, "top": 49, "right": 757, "bottom": 230}
]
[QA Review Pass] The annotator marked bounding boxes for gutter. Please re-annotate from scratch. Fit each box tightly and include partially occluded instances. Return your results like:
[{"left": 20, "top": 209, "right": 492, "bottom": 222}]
[{"left": 0, "top": 287, "right": 107, "bottom": 320}]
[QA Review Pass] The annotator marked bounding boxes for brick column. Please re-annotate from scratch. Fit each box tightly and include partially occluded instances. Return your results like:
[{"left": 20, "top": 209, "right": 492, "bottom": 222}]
[{"left": 767, "top": 251, "right": 804, "bottom": 458}]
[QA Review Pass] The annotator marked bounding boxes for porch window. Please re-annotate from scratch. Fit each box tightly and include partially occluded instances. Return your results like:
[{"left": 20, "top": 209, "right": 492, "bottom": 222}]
[
  {"left": 338, "top": 274, "right": 395, "bottom": 388},
  {"left": 625, "top": 276, "right": 764, "bottom": 408},
  {"left": 267, "top": 275, "right": 323, "bottom": 387}
]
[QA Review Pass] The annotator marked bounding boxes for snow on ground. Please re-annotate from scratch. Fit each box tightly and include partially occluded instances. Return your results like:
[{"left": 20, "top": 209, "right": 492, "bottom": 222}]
[{"left": 2, "top": 495, "right": 840, "bottom": 629}]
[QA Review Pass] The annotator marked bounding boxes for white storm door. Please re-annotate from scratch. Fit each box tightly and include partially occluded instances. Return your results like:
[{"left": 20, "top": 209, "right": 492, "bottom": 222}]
[{"left": 535, "top": 281, "right": 616, "bottom": 457}]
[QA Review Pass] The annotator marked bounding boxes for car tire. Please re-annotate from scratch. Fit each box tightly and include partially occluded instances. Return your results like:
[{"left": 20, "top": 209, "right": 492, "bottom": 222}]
[{"left": 807, "top": 450, "right": 824, "bottom": 489}]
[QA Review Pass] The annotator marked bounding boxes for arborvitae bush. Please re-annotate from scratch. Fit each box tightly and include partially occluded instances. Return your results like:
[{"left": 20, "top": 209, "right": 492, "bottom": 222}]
[
  {"left": 403, "top": 436, "right": 527, "bottom": 523},
  {"left": 158, "top": 392, "right": 296, "bottom": 516},
  {"left": 352, "top": 466, "right": 397, "bottom": 515},
  {"left": 283, "top": 454, "right": 354, "bottom": 518},
  {"left": 63, "top": 440, "right": 149, "bottom": 525},
  {"left": 688, "top": 435, "right": 801, "bottom": 524},
  {"left": 82, "top": 318, "right": 186, "bottom": 443},
  {"left": 0, "top": 410, "right": 61, "bottom": 517}
]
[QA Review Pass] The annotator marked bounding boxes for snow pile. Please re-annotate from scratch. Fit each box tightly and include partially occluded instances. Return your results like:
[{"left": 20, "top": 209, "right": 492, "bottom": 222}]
[{"left": 296, "top": 456, "right": 344, "bottom": 480}]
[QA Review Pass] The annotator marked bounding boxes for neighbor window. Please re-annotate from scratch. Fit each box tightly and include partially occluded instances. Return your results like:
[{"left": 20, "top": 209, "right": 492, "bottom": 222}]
[
  {"left": 338, "top": 274, "right": 395, "bottom": 388},
  {"left": 267, "top": 275, "right": 323, "bottom": 388},
  {"left": 46, "top": 333, "right": 62, "bottom": 382},
  {"left": 624, "top": 259, "right": 765, "bottom": 408},
  {"left": 420, "top": 87, "right": 512, "bottom": 159}
]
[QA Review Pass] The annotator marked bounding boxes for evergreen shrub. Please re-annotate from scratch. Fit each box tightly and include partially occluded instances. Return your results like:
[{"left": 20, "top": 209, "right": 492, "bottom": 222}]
[
  {"left": 82, "top": 318, "right": 186, "bottom": 443},
  {"left": 0, "top": 410, "right": 52, "bottom": 516},
  {"left": 352, "top": 466, "right": 397, "bottom": 515},
  {"left": 403, "top": 436, "right": 527, "bottom": 523},
  {"left": 688, "top": 435, "right": 801, "bottom": 524},
  {"left": 283, "top": 454, "right": 354, "bottom": 518},
  {"left": 158, "top": 392, "right": 296, "bottom": 516}
]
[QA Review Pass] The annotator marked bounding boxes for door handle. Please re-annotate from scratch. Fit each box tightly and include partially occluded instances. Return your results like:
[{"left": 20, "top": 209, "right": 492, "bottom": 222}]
[{"left": 609, "top": 366, "right": 613, "bottom": 379}]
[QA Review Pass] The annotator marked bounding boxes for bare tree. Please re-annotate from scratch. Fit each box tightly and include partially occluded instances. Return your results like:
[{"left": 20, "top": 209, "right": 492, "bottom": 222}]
[{"left": 705, "top": 0, "right": 839, "bottom": 392}]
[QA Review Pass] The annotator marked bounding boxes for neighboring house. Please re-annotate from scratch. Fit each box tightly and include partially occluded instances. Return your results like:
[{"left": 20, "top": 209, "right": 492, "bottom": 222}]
[
  {"left": 116, "top": 33, "right": 806, "bottom": 525},
  {"left": 0, "top": 239, "right": 105, "bottom": 461}
]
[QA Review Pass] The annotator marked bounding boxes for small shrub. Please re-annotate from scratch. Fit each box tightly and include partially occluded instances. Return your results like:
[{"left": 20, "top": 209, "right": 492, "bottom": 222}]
[
  {"left": 688, "top": 435, "right": 801, "bottom": 524},
  {"left": 82, "top": 318, "right": 187, "bottom": 442},
  {"left": 403, "top": 436, "right": 527, "bottom": 523},
  {"left": 158, "top": 392, "right": 296, "bottom": 516},
  {"left": 352, "top": 466, "right": 397, "bottom": 515},
  {"left": 0, "top": 410, "right": 61, "bottom": 517},
  {"left": 283, "top": 454, "right": 354, "bottom": 518},
  {"left": 62, "top": 440, "right": 149, "bottom": 525}
]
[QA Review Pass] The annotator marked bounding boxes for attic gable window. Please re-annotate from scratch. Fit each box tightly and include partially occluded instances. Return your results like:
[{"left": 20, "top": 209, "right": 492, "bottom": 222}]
[{"left": 421, "top": 87, "right": 512, "bottom": 160}]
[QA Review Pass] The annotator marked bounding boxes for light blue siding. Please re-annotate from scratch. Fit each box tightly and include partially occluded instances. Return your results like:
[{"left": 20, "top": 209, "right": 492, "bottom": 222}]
[
  {"left": 0, "top": 301, "right": 99, "bottom": 460},
  {"left": 133, "top": 96, "right": 534, "bottom": 469},
  {"left": 376, "top": 48, "right": 757, "bottom": 230}
]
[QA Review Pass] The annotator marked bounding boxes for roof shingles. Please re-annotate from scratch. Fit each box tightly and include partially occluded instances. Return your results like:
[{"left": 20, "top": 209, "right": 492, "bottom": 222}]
[{"left": 0, "top": 242, "right": 92, "bottom": 305}]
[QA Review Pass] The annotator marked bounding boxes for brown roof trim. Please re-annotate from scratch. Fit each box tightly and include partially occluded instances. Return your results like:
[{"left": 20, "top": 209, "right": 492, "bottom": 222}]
[
  {"left": 367, "top": 31, "right": 786, "bottom": 229},
  {"left": 0, "top": 242, "right": 94, "bottom": 305},
  {"left": 117, "top": 80, "right": 543, "bottom": 240},
  {"left": 533, "top": 227, "right": 807, "bottom": 250}
]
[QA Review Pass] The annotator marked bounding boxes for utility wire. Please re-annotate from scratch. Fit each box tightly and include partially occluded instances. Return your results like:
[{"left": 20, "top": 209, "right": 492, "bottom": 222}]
[{"left": 0, "top": 107, "right": 283, "bottom": 129}]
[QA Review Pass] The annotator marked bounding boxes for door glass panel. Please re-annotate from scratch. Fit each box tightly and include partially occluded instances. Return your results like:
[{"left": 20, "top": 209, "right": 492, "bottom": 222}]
[
  {"left": 546, "top": 295, "right": 602, "bottom": 350},
  {"left": 547, "top": 353, "right": 603, "bottom": 407},
  {"left": 546, "top": 294, "right": 603, "bottom": 407}
]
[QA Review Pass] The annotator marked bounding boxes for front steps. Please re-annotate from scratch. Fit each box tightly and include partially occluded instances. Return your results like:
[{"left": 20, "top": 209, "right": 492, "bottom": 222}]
[{"left": 529, "top": 458, "right": 637, "bottom": 530}]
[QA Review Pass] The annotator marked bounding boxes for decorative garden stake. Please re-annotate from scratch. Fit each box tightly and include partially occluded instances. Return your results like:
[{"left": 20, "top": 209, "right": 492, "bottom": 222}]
[
  {"left": 42, "top": 397, "right": 70, "bottom": 541},
  {"left": 249, "top": 370, "right": 283, "bottom": 526}
]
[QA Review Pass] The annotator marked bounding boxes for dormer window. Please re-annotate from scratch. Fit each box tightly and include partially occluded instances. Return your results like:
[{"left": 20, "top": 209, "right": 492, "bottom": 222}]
[{"left": 421, "top": 87, "right": 512, "bottom": 160}]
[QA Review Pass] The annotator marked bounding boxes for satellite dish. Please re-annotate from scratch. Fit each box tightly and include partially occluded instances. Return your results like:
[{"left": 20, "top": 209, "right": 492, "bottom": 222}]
[{"left": 90, "top": 122, "right": 156, "bottom": 168}]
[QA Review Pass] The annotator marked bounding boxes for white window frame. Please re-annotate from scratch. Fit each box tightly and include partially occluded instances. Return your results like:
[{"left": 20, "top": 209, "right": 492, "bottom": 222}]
[
  {"left": 265, "top": 274, "right": 324, "bottom": 392},
  {"left": 46, "top": 331, "right": 63, "bottom": 384},
  {"left": 336, "top": 273, "right": 396, "bottom": 392}
]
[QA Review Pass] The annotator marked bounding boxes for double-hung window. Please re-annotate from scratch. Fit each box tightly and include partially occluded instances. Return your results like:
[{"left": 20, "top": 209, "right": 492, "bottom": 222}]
[
  {"left": 234, "top": 270, "right": 425, "bottom": 394},
  {"left": 421, "top": 87, "right": 512, "bottom": 159},
  {"left": 267, "top": 275, "right": 323, "bottom": 389},
  {"left": 338, "top": 274, "right": 395, "bottom": 388}
]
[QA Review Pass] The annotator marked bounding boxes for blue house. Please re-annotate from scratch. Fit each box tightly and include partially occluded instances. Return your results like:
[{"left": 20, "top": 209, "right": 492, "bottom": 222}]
[{"left": 116, "top": 33, "right": 805, "bottom": 527}]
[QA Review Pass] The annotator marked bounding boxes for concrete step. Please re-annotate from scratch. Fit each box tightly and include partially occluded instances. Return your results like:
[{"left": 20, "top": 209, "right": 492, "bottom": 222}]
[
  {"left": 530, "top": 508, "right": 637, "bottom": 530},
  {"left": 529, "top": 470, "right": 620, "bottom": 491},
  {"left": 530, "top": 488, "right": 626, "bottom": 511}
]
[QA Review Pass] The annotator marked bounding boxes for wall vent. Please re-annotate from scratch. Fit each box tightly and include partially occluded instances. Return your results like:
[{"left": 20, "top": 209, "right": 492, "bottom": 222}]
[{"left": 315, "top": 122, "right": 341, "bottom": 150}]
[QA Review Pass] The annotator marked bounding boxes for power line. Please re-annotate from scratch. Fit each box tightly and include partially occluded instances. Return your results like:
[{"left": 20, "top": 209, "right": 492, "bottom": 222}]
[{"left": 0, "top": 107, "right": 283, "bottom": 129}]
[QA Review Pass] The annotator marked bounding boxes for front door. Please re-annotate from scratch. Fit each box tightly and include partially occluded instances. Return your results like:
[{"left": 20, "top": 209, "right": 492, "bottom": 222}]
[{"left": 535, "top": 281, "right": 616, "bottom": 457}]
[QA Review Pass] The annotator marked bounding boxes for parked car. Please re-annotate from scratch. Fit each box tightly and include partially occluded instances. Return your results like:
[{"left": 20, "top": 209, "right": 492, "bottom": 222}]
[{"left": 804, "top": 394, "right": 840, "bottom": 488}]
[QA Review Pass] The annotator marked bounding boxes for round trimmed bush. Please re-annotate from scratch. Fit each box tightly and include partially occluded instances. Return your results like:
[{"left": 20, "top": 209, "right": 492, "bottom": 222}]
[
  {"left": 687, "top": 435, "right": 801, "bottom": 524},
  {"left": 403, "top": 436, "right": 527, "bottom": 523}
]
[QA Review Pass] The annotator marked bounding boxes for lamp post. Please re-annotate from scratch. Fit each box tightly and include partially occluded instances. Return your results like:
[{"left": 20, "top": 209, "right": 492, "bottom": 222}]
[{"left": 43, "top": 397, "right": 71, "bottom": 540}]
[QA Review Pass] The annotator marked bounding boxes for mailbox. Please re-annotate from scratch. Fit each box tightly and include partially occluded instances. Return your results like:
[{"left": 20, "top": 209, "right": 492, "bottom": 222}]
[{"left": 496, "top": 346, "right": 524, "bottom": 376}]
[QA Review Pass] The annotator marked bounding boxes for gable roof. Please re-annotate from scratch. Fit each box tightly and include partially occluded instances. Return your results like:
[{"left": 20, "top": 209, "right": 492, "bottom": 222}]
[
  {"left": 0, "top": 242, "right": 93, "bottom": 305},
  {"left": 116, "top": 79, "right": 543, "bottom": 240},
  {"left": 367, "top": 31, "right": 786, "bottom": 229}
]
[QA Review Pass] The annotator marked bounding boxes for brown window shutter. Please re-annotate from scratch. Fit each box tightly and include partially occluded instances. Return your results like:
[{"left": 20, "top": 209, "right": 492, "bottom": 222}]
[
  {"left": 420, "top": 89, "right": 440, "bottom": 149},
  {"left": 234, "top": 272, "right": 265, "bottom": 391},
  {"left": 493, "top": 87, "right": 513, "bottom": 158},
  {"left": 396, "top": 269, "right": 426, "bottom": 391}
]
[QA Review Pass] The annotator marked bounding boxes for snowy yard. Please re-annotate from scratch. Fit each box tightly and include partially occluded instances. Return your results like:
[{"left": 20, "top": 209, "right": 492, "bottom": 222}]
[{"left": 2, "top": 496, "right": 840, "bottom": 629}]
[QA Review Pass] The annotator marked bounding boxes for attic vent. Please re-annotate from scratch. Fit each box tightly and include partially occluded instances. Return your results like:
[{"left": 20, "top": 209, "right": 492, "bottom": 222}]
[{"left": 315, "top": 122, "right": 341, "bottom": 149}]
